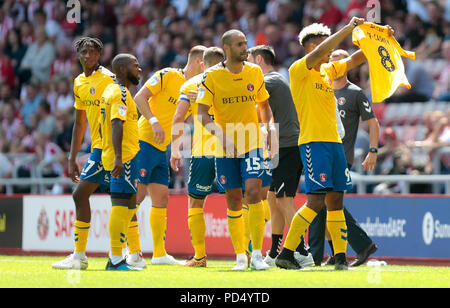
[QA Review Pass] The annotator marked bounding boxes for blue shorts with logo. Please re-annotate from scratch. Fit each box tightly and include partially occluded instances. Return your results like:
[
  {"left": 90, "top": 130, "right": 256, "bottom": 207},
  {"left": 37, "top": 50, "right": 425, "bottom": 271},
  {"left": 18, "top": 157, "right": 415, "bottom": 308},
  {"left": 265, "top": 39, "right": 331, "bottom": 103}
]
[
  {"left": 80, "top": 148, "right": 110, "bottom": 190},
  {"left": 241, "top": 158, "right": 272, "bottom": 192},
  {"left": 137, "top": 141, "right": 170, "bottom": 186},
  {"left": 110, "top": 155, "right": 139, "bottom": 195},
  {"left": 188, "top": 156, "right": 217, "bottom": 196},
  {"left": 216, "top": 148, "right": 266, "bottom": 190},
  {"left": 299, "top": 142, "right": 352, "bottom": 194}
]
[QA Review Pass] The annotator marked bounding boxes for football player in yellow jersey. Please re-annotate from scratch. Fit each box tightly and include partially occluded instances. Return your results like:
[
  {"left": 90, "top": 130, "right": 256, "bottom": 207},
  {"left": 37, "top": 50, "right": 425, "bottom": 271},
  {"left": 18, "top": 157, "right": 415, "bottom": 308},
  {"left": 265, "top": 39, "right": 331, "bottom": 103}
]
[
  {"left": 133, "top": 46, "right": 206, "bottom": 265},
  {"left": 274, "top": 17, "right": 380, "bottom": 270},
  {"left": 196, "top": 30, "right": 278, "bottom": 271},
  {"left": 100, "top": 53, "right": 142, "bottom": 271},
  {"left": 52, "top": 37, "right": 115, "bottom": 270},
  {"left": 170, "top": 47, "right": 225, "bottom": 267}
]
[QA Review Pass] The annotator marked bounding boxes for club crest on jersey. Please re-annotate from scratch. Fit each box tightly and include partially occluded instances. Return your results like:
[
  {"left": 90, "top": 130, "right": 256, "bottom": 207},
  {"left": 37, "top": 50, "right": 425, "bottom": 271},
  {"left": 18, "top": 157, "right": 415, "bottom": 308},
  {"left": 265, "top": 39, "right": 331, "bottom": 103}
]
[
  {"left": 90, "top": 87, "right": 95, "bottom": 95},
  {"left": 149, "top": 75, "right": 160, "bottom": 86},
  {"left": 220, "top": 175, "right": 226, "bottom": 184},
  {"left": 247, "top": 83, "right": 254, "bottom": 92},
  {"left": 118, "top": 104, "right": 127, "bottom": 117},
  {"left": 338, "top": 97, "right": 346, "bottom": 105},
  {"left": 319, "top": 173, "right": 327, "bottom": 182},
  {"left": 140, "top": 168, "right": 147, "bottom": 178}
]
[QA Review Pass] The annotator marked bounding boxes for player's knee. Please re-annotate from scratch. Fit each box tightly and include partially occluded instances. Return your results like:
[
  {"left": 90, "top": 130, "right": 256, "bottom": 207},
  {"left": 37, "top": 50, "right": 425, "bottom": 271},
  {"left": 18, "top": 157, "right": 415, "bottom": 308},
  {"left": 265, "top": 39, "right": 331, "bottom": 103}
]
[
  {"left": 72, "top": 187, "right": 87, "bottom": 206},
  {"left": 325, "top": 192, "right": 344, "bottom": 210},
  {"left": 226, "top": 192, "right": 242, "bottom": 210},
  {"left": 245, "top": 185, "right": 261, "bottom": 204},
  {"left": 152, "top": 193, "right": 169, "bottom": 207},
  {"left": 136, "top": 185, "right": 147, "bottom": 204}
]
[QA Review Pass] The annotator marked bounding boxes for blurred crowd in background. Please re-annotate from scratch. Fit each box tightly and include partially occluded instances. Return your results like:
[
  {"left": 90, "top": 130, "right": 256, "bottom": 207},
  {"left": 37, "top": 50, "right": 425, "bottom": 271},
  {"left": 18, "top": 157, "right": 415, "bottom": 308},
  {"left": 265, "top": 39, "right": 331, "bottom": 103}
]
[{"left": 0, "top": 0, "right": 449, "bottom": 194}]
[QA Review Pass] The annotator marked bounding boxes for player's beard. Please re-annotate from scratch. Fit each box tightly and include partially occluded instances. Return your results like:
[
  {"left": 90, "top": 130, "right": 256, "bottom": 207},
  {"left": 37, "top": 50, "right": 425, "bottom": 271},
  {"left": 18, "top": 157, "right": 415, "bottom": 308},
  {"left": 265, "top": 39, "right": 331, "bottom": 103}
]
[{"left": 127, "top": 71, "right": 140, "bottom": 85}]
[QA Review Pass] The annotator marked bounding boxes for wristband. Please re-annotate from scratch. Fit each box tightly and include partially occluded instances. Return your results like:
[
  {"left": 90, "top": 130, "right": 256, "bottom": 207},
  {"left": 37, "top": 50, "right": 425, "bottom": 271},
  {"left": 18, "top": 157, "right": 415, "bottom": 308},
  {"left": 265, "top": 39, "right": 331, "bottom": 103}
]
[
  {"left": 260, "top": 125, "right": 268, "bottom": 135},
  {"left": 149, "top": 116, "right": 159, "bottom": 125}
]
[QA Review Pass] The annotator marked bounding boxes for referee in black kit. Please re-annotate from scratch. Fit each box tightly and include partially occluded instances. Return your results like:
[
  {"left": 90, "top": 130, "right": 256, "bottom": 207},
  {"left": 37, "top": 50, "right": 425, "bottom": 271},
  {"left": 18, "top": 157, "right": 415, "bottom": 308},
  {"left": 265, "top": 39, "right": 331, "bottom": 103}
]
[
  {"left": 247, "top": 45, "right": 314, "bottom": 267},
  {"left": 308, "top": 49, "right": 380, "bottom": 267}
]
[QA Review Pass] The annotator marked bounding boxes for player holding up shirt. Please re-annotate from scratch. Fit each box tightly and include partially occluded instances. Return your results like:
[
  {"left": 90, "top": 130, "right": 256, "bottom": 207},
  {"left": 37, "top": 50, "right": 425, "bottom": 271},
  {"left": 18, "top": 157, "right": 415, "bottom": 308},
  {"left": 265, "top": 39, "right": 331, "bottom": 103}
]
[
  {"left": 196, "top": 30, "right": 278, "bottom": 271},
  {"left": 275, "top": 18, "right": 368, "bottom": 271},
  {"left": 276, "top": 19, "right": 394, "bottom": 270}
]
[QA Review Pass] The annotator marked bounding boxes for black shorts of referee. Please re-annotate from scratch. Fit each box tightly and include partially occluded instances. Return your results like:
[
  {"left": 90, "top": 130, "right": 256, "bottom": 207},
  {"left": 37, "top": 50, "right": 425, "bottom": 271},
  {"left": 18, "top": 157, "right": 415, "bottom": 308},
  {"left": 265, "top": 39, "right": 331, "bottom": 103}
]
[{"left": 269, "top": 146, "right": 302, "bottom": 198}]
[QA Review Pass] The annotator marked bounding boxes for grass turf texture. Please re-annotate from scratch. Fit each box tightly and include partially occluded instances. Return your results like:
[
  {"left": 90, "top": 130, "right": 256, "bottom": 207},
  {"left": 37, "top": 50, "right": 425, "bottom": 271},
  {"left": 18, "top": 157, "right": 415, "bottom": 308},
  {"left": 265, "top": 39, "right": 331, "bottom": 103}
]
[{"left": 1, "top": 255, "right": 449, "bottom": 288}]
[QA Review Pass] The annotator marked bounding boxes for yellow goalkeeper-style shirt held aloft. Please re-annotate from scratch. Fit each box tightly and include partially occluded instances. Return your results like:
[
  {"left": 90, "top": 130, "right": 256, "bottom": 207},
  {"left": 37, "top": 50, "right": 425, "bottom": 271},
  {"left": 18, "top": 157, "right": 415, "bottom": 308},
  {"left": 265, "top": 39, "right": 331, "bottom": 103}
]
[{"left": 352, "top": 22, "right": 416, "bottom": 103}]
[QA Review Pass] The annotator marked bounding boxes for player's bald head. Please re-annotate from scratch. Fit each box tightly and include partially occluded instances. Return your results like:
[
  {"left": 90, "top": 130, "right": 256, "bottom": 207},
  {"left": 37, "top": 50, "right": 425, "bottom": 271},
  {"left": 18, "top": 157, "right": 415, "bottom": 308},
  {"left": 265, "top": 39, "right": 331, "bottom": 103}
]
[
  {"left": 331, "top": 49, "right": 350, "bottom": 61},
  {"left": 111, "top": 53, "right": 137, "bottom": 75},
  {"left": 221, "top": 29, "right": 245, "bottom": 47}
]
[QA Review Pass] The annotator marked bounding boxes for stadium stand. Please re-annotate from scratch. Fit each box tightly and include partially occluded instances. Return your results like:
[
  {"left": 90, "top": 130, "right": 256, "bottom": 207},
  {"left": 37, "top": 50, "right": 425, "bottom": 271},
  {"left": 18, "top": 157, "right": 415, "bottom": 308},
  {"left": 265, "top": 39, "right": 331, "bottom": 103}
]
[{"left": 0, "top": 0, "right": 449, "bottom": 195}]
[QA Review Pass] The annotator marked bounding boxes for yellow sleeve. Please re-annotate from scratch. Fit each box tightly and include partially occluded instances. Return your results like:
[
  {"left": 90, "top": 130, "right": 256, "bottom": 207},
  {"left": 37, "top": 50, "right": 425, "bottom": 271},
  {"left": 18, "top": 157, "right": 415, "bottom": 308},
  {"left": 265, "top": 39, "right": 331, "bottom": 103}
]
[
  {"left": 178, "top": 82, "right": 194, "bottom": 103},
  {"left": 144, "top": 70, "right": 163, "bottom": 96},
  {"left": 255, "top": 68, "right": 270, "bottom": 103},
  {"left": 196, "top": 72, "right": 214, "bottom": 107},
  {"left": 288, "top": 57, "right": 310, "bottom": 83},
  {"left": 110, "top": 88, "right": 127, "bottom": 122},
  {"left": 73, "top": 80, "right": 84, "bottom": 110},
  {"left": 322, "top": 59, "right": 348, "bottom": 81}
]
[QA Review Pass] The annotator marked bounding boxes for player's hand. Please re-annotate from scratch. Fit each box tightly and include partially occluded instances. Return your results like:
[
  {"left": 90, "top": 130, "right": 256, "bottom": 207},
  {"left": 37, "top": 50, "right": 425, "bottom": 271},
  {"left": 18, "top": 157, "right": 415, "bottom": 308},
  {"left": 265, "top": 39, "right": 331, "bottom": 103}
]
[
  {"left": 362, "top": 152, "right": 377, "bottom": 171},
  {"left": 349, "top": 16, "right": 364, "bottom": 28},
  {"left": 68, "top": 159, "right": 80, "bottom": 183},
  {"left": 152, "top": 121, "right": 165, "bottom": 144},
  {"left": 111, "top": 157, "right": 124, "bottom": 179},
  {"left": 187, "top": 90, "right": 198, "bottom": 103},
  {"left": 170, "top": 150, "right": 182, "bottom": 172}
]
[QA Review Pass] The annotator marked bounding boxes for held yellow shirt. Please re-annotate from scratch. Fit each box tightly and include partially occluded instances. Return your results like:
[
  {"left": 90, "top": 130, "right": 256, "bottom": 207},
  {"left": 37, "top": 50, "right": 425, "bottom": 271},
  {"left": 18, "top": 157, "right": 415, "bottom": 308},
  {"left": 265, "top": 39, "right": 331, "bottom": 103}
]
[
  {"left": 73, "top": 65, "right": 115, "bottom": 151},
  {"left": 196, "top": 62, "right": 270, "bottom": 157},
  {"left": 100, "top": 83, "right": 140, "bottom": 171},
  {"left": 289, "top": 57, "right": 347, "bottom": 145},
  {"left": 178, "top": 73, "right": 218, "bottom": 157},
  {"left": 352, "top": 22, "right": 415, "bottom": 103},
  {"left": 138, "top": 68, "right": 186, "bottom": 151}
]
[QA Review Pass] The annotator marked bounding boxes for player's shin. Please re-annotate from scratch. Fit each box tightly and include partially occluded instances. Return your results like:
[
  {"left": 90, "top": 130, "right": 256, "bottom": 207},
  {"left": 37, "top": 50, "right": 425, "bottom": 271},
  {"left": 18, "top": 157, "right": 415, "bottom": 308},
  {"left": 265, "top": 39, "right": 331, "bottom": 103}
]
[
  {"left": 108, "top": 205, "right": 129, "bottom": 264},
  {"left": 326, "top": 209, "right": 348, "bottom": 256},
  {"left": 73, "top": 220, "right": 90, "bottom": 257},
  {"left": 188, "top": 207, "right": 206, "bottom": 260},
  {"left": 150, "top": 206, "right": 167, "bottom": 257},
  {"left": 227, "top": 209, "right": 246, "bottom": 255},
  {"left": 283, "top": 205, "right": 317, "bottom": 251},
  {"left": 248, "top": 201, "right": 265, "bottom": 251}
]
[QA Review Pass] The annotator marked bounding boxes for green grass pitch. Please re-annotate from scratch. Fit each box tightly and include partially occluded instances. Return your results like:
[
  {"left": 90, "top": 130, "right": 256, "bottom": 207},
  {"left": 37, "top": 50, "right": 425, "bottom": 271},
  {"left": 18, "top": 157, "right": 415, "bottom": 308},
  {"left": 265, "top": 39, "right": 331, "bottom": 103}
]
[{"left": 1, "top": 255, "right": 449, "bottom": 288}]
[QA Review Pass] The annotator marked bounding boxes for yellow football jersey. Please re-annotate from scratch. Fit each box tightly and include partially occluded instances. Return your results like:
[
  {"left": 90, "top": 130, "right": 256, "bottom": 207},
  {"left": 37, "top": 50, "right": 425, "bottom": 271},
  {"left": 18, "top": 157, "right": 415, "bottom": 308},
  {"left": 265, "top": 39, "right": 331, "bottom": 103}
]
[
  {"left": 73, "top": 65, "right": 115, "bottom": 151},
  {"left": 178, "top": 73, "right": 218, "bottom": 157},
  {"left": 289, "top": 57, "right": 347, "bottom": 145},
  {"left": 352, "top": 22, "right": 415, "bottom": 103},
  {"left": 100, "top": 83, "right": 140, "bottom": 171},
  {"left": 138, "top": 68, "right": 186, "bottom": 151},
  {"left": 196, "top": 62, "right": 270, "bottom": 156}
]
